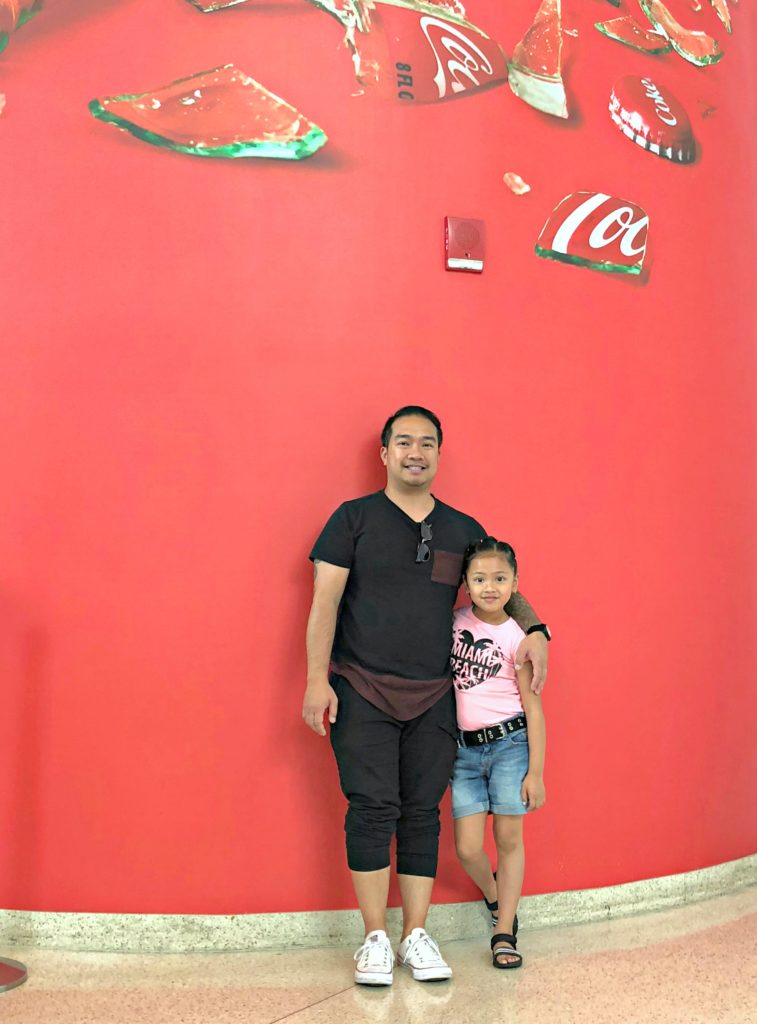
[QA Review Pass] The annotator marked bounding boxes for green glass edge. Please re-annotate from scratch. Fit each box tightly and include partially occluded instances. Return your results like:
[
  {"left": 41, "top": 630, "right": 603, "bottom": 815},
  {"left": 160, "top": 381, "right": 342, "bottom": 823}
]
[
  {"left": 594, "top": 22, "right": 672, "bottom": 54},
  {"left": 637, "top": 0, "right": 724, "bottom": 65},
  {"left": 669, "top": 39, "right": 725, "bottom": 66},
  {"left": 18, "top": 6, "right": 41, "bottom": 27},
  {"left": 534, "top": 245, "right": 642, "bottom": 276},
  {"left": 0, "top": 4, "right": 40, "bottom": 54},
  {"left": 88, "top": 100, "right": 327, "bottom": 160}
]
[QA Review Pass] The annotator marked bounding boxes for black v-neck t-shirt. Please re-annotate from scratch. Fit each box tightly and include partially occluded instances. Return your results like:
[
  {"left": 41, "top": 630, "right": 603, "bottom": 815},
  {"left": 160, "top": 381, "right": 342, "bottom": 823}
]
[{"left": 310, "top": 491, "right": 485, "bottom": 720}]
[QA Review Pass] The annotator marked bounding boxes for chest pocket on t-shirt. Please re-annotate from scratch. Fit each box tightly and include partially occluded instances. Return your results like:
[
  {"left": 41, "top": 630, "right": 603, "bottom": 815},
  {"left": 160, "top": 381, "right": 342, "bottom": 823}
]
[{"left": 431, "top": 549, "right": 463, "bottom": 586}]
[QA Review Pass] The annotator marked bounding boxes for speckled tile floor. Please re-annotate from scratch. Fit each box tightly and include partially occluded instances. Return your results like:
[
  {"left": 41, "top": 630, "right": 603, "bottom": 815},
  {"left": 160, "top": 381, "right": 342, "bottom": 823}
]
[{"left": 2, "top": 886, "right": 755, "bottom": 1024}]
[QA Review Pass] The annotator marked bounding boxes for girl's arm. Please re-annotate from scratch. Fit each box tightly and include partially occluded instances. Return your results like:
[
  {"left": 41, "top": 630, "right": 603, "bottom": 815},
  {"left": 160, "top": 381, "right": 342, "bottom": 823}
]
[{"left": 515, "top": 661, "right": 546, "bottom": 810}]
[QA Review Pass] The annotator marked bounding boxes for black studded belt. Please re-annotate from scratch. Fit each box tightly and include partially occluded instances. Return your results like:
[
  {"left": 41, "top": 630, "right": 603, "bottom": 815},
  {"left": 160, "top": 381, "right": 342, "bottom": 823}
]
[{"left": 458, "top": 715, "right": 527, "bottom": 748}]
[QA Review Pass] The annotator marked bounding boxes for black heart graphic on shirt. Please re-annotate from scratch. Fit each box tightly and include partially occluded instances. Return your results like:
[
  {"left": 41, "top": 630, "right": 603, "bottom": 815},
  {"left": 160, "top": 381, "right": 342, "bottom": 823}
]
[{"left": 451, "top": 629, "right": 505, "bottom": 690}]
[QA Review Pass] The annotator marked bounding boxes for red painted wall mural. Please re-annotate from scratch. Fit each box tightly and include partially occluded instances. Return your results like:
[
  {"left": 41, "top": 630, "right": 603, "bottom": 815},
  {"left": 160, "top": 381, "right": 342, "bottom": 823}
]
[{"left": 0, "top": 0, "right": 755, "bottom": 914}]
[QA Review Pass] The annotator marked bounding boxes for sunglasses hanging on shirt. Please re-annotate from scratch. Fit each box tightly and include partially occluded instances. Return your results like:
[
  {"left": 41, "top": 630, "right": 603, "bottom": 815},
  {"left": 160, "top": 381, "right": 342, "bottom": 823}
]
[{"left": 416, "top": 521, "right": 432, "bottom": 563}]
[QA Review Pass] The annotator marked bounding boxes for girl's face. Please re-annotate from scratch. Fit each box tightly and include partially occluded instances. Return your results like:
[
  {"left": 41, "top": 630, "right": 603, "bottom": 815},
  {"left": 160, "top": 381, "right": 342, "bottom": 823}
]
[{"left": 464, "top": 553, "right": 518, "bottom": 623}]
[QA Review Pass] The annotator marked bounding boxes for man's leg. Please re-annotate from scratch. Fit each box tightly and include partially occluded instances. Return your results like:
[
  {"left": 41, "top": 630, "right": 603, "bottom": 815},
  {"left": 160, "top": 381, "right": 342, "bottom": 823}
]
[
  {"left": 395, "top": 689, "right": 457, "bottom": 984},
  {"left": 395, "top": 689, "right": 458, "bottom": 932},
  {"left": 397, "top": 873, "right": 434, "bottom": 936},
  {"left": 352, "top": 868, "right": 391, "bottom": 935},
  {"left": 329, "top": 677, "right": 401, "bottom": 934}
]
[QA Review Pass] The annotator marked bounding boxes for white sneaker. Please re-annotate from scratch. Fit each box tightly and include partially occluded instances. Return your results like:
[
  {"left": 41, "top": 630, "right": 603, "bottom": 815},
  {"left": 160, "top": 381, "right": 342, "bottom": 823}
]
[
  {"left": 354, "top": 929, "right": 394, "bottom": 986},
  {"left": 396, "top": 928, "right": 452, "bottom": 981}
]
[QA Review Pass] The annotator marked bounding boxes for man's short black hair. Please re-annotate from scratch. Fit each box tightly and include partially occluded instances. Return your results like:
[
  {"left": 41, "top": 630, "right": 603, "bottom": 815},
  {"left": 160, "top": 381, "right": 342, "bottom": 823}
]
[{"left": 380, "top": 406, "right": 443, "bottom": 448}]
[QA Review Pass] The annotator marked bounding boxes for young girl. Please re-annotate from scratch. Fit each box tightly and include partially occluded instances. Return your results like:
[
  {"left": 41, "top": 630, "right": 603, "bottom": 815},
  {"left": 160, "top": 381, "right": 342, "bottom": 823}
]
[{"left": 450, "top": 537, "right": 546, "bottom": 969}]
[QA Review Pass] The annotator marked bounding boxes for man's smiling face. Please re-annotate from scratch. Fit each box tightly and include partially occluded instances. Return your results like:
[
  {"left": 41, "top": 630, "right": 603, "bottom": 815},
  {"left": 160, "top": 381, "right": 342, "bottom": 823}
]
[{"left": 380, "top": 414, "right": 440, "bottom": 491}]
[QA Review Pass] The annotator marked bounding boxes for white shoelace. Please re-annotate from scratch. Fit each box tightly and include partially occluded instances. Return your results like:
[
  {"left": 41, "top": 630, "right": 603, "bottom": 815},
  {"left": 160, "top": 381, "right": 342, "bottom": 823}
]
[
  {"left": 403, "top": 931, "right": 445, "bottom": 966},
  {"left": 354, "top": 934, "right": 392, "bottom": 971}
]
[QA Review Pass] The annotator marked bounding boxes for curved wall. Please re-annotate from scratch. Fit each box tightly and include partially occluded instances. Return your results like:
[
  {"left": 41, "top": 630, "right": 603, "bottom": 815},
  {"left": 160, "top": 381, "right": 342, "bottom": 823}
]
[{"left": 0, "top": 0, "right": 756, "bottom": 914}]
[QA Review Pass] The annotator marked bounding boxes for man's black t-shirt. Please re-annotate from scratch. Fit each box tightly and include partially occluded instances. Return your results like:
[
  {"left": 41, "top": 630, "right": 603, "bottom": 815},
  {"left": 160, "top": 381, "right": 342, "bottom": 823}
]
[{"left": 310, "top": 491, "right": 484, "bottom": 720}]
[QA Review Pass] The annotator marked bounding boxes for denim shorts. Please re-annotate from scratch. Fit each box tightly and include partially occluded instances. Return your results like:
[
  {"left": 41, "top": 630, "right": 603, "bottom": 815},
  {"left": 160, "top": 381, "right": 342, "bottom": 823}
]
[{"left": 451, "top": 724, "right": 530, "bottom": 818}]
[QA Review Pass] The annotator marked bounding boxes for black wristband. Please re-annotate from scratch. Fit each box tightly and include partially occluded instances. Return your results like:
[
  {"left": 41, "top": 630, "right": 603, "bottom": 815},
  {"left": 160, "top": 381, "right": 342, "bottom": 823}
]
[{"left": 526, "top": 623, "right": 551, "bottom": 641}]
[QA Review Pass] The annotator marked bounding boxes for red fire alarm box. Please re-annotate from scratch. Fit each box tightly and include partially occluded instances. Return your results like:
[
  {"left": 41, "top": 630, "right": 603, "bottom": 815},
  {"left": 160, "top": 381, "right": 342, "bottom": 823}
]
[{"left": 445, "top": 217, "right": 485, "bottom": 273}]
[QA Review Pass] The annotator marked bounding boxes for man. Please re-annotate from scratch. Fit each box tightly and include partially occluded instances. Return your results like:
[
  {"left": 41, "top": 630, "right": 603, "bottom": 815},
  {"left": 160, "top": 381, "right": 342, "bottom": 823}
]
[{"left": 302, "top": 406, "right": 549, "bottom": 985}]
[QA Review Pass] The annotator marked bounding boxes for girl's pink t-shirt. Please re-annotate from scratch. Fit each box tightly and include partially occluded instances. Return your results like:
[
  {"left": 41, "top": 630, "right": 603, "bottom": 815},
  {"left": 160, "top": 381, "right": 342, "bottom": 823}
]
[{"left": 451, "top": 604, "right": 525, "bottom": 731}]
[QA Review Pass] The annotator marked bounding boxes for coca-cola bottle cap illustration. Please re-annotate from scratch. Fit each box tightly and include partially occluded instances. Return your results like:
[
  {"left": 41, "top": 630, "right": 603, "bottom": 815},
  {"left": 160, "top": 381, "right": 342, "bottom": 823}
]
[
  {"left": 89, "top": 65, "right": 328, "bottom": 160},
  {"left": 508, "top": 0, "right": 568, "bottom": 119},
  {"left": 348, "top": 0, "right": 508, "bottom": 103},
  {"left": 610, "top": 76, "right": 695, "bottom": 163},
  {"left": 535, "top": 192, "right": 649, "bottom": 275}
]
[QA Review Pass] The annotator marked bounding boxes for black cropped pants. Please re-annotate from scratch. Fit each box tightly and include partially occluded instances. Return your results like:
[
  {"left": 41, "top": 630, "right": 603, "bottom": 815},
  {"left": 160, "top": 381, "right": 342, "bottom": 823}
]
[{"left": 329, "top": 675, "right": 458, "bottom": 877}]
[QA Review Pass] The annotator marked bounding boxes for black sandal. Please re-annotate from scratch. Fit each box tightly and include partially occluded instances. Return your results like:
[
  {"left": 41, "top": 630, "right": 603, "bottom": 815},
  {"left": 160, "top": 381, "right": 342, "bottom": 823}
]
[
  {"left": 483, "top": 876, "right": 519, "bottom": 936},
  {"left": 491, "top": 932, "right": 523, "bottom": 970},
  {"left": 483, "top": 872, "right": 503, "bottom": 927},
  {"left": 483, "top": 893, "right": 499, "bottom": 927}
]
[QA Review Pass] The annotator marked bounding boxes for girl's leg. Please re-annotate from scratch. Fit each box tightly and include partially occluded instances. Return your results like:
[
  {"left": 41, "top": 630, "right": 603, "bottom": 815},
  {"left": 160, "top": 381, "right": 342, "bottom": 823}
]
[
  {"left": 454, "top": 812, "right": 497, "bottom": 906},
  {"left": 492, "top": 815, "right": 524, "bottom": 964}
]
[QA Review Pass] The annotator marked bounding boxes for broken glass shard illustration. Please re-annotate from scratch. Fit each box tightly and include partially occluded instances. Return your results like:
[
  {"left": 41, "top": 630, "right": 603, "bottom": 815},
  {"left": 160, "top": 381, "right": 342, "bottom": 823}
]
[
  {"left": 639, "top": 0, "right": 724, "bottom": 65},
  {"left": 503, "top": 172, "right": 531, "bottom": 195},
  {"left": 708, "top": 0, "right": 731, "bottom": 32},
  {"left": 610, "top": 76, "right": 695, "bottom": 163},
  {"left": 0, "top": 0, "right": 41, "bottom": 54},
  {"left": 535, "top": 192, "right": 649, "bottom": 275},
  {"left": 185, "top": 0, "right": 252, "bottom": 10},
  {"left": 0, "top": 0, "right": 40, "bottom": 33},
  {"left": 89, "top": 65, "right": 328, "bottom": 159},
  {"left": 424, "top": 0, "right": 467, "bottom": 15},
  {"left": 307, "top": 0, "right": 374, "bottom": 33},
  {"left": 595, "top": 15, "right": 673, "bottom": 54},
  {"left": 347, "top": 0, "right": 508, "bottom": 103},
  {"left": 508, "top": 0, "right": 568, "bottom": 119}
]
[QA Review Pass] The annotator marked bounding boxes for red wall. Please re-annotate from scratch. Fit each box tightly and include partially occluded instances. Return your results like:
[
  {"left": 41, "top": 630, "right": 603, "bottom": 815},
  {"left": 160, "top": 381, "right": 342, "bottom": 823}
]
[{"left": 0, "top": 0, "right": 755, "bottom": 914}]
